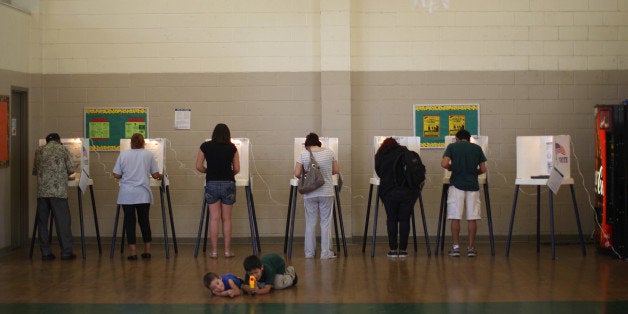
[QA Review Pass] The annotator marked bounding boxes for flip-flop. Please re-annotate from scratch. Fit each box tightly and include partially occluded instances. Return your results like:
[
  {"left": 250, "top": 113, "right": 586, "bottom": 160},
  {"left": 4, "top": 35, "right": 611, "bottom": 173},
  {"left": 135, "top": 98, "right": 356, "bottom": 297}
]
[
  {"left": 209, "top": 252, "right": 218, "bottom": 258},
  {"left": 224, "top": 251, "right": 235, "bottom": 258}
]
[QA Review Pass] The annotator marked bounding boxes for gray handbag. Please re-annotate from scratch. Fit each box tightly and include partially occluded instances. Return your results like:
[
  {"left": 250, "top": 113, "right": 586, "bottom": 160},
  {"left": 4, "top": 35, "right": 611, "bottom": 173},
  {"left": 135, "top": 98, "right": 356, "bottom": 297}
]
[{"left": 297, "top": 148, "right": 325, "bottom": 194}]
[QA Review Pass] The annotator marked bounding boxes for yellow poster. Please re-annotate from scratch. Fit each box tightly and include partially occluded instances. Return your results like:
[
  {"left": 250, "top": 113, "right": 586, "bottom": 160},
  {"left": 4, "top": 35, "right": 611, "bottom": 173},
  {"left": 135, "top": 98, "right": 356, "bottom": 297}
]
[
  {"left": 448, "top": 115, "right": 466, "bottom": 135},
  {"left": 423, "top": 115, "right": 440, "bottom": 138}
]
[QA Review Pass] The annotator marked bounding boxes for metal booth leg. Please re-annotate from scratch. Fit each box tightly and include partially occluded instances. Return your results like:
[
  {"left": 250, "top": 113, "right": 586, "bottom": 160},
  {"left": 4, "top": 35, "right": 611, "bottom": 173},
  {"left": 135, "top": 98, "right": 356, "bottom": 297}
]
[
  {"left": 361, "top": 184, "right": 375, "bottom": 253},
  {"left": 505, "top": 185, "right": 520, "bottom": 257}
]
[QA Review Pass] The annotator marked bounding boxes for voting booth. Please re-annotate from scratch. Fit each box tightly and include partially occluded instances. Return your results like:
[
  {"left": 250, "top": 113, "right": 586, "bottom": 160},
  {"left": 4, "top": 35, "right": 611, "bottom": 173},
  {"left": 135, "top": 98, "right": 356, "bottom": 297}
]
[
  {"left": 361, "top": 136, "right": 431, "bottom": 257},
  {"left": 505, "top": 135, "right": 586, "bottom": 259},
  {"left": 29, "top": 138, "right": 102, "bottom": 259},
  {"left": 284, "top": 137, "right": 347, "bottom": 258},
  {"left": 110, "top": 138, "right": 179, "bottom": 259}
]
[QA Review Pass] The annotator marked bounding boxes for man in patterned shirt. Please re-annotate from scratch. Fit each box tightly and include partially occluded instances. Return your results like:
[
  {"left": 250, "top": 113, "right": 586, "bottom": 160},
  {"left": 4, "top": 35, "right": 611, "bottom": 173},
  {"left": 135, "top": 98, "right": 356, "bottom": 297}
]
[{"left": 32, "top": 133, "right": 76, "bottom": 260}]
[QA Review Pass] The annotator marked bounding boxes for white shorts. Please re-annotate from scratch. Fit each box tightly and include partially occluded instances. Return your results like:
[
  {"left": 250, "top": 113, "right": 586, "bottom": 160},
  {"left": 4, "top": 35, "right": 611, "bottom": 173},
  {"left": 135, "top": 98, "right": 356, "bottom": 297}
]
[{"left": 446, "top": 186, "right": 481, "bottom": 220}]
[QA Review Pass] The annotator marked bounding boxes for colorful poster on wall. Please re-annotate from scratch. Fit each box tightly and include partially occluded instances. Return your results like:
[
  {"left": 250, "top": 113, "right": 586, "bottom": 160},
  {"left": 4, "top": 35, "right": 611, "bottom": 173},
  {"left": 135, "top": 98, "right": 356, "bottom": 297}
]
[
  {"left": 84, "top": 107, "right": 148, "bottom": 151},
  {"left": 413, "top": 104, "right": 479, "bottom": 148},
  {"left": 0, "top": 96, "right": 8, "bottom": 168}
]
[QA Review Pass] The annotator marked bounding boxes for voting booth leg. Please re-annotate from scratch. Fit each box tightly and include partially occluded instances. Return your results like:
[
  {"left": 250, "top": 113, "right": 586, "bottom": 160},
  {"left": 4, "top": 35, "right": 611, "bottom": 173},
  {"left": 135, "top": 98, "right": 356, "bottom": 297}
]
[
  {"left": 165, "top": 185, "right": 179, "bottom": 255},
  {"left": 249, "top": 186, "right": 262, "bottom": 253},
  {"left": 536, "top": 185, "right": 541, "bottom": 253},
  {"left": 89, "top": 185, "right": 102, "bottom": 255},
  {"left": 109, "top": 205, "right": 121, "bottom": 258},
  {"left": 28, "top": 211, "right": 41, "bottom": 259},
  {"left": 334, "top": 185, "right": 348, "bottom": 257},
  {"left": 245, "top": 185, "right": 261, "bottom": 256},
  {"left": 77, "top": 189, "right": 87, "bottom": 259},
  {"left": 549, "top": 192, "right": 556, "bottom": 260},
  {"left": 417, "top": 192, "right": 431, "bottom": 256},
  {"left": 283, "top": 186, "right": 295, "bottom": 254},
  {"left": 203, "top": 202, "right": 210, "bottom": 252},
  {"left": 410, "top": 208, "right": 418, "bottom": 253},
  {"left": 483, "top": 183, "right": 495, "bottom": 256},
  {"left": 435, "top": 184, "right": 448, "bottom": 256},
  {"left": 287, "top": 186, "right": 298, "bottom": 259},
  {"left": 570, "top": 185, "right": 587, "bottom": 256},
  {"left": 332, "top": 203, "right": 341, "bottom": 252},
  {"left": 361, "top": 184, "right": 375, "bottom": 253},
  {"left": 158, "top": 186, "right": 171, "bottom": 259},
  {"left": 370, "top": 189, "right": 381, "bottom": 257},
  {"left": 505, "top": 185, "right": 520, "bottom": 257},
  {"left": 194, "top": 199, "right": 208, "bottom": 258}
]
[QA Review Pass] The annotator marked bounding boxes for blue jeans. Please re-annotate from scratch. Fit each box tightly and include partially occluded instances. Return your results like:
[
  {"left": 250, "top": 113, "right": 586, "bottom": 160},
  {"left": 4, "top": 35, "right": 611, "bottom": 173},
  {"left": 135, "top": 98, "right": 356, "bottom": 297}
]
[{"left": 204, "top": 181, "right": 236, "bottom": 205}]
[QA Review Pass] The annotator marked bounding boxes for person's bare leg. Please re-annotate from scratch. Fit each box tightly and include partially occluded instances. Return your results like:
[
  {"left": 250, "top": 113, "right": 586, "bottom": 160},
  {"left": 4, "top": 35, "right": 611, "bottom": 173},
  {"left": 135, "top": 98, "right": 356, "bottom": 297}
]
[
  {"left": 222, "top": 204, "right": 233, "bottom": 255},
  {"left": 144, "top": 242, "right": 151, "bottom": 254},
  {"left": 451, "top": 219, "right": 461, "bottom": 246},
  {"left": 468, "top": 220, "right": 477, "bottom": 248},
  {"left": 128, "top": 244, "right": 137, "bottom": 256},
  {"left": 208, "top": 201, "right": 223, "bottom": 254}
]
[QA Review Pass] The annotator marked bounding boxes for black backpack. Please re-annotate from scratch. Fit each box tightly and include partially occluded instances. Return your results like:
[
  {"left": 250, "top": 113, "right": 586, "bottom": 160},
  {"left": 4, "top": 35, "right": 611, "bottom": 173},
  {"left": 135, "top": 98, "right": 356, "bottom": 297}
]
[{"left": 393, "top": 148, "right": 426, "bottom": 191}]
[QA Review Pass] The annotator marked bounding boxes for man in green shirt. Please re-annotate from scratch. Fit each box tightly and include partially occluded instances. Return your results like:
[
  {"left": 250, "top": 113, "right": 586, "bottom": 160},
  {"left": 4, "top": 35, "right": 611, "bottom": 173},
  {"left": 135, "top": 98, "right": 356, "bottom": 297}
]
[{"left": 441, "top": 129, "right": 487, "bottom": 257}]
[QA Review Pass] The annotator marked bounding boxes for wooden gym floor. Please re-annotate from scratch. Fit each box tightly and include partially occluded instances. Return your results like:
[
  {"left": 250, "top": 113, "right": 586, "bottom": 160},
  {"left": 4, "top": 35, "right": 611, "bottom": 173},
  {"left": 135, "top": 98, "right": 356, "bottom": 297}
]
[{"left": 0, "top": 241, "right": 626, "bottom": 314}]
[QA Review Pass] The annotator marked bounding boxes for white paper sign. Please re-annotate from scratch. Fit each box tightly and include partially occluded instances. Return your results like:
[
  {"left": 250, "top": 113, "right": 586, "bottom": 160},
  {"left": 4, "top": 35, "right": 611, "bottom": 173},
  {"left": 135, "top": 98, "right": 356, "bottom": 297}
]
[{"left": 175, "top": 109, "right": 191, "bottom": 130}]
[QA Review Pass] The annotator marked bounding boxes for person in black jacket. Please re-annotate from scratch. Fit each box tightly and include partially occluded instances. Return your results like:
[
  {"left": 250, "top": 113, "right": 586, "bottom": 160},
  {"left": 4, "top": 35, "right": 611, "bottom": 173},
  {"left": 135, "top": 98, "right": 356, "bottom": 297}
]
[{"left": 375, "top": 137, "right": 421, "bottom": 258}]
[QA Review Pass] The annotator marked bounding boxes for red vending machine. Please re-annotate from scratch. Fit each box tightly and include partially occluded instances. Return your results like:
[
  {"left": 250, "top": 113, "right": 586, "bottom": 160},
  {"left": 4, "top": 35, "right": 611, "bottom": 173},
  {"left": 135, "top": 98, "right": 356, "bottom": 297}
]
[{"left": 594, "top": 102, "right": 628, "bottom": 259}]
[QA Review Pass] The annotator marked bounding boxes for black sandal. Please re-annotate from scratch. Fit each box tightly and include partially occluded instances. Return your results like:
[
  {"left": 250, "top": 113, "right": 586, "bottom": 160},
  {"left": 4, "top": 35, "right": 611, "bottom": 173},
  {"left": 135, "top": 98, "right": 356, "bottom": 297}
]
[
  {"left": 141, "top": 253, "right": 151, "bottom": 259},
  {"left": 127, "top": 255, "right": 138, "bottom": 261}
]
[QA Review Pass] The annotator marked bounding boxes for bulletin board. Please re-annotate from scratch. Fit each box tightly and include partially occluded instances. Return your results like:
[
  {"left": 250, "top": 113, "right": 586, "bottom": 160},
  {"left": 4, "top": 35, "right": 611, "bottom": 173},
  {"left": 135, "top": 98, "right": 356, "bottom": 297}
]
[
  {"left": 413, "top": 104, "right": 479, "bottom": 148},
  {"left": 0, "top": 96, "right": 8, "bottom": 168},
  {"left": 84, "top": 107, "right": 149, "bottom": 151}
]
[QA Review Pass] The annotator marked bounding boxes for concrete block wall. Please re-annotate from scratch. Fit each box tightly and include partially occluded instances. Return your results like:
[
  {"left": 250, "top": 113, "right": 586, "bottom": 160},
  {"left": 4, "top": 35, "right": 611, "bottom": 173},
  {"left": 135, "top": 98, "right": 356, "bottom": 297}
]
[{"left": 1, "top": 1, "right": 627, "bottom": 249}]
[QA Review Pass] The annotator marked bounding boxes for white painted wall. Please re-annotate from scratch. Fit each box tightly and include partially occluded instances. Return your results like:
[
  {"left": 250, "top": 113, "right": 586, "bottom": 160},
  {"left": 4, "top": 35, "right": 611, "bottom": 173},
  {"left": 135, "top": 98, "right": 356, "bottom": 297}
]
[
  {"left": 37, "top": 0, "right": 628, "bottom": 74},
  {"left": 0, "top": 3, "right": 33, "bottom": 73},
  {"left": 350, "top": 0, "right": 628, "bottom": 71}
]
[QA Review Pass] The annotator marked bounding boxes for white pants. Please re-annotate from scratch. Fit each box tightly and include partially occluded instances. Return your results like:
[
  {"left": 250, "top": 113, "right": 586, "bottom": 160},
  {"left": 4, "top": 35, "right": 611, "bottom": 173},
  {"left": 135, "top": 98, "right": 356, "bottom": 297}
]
[
  {"left": 446, "top": 186, "right": 481, "bottom": 220},
  {"left": 303, "top": 196, "right": 334, "bottom": 259}
]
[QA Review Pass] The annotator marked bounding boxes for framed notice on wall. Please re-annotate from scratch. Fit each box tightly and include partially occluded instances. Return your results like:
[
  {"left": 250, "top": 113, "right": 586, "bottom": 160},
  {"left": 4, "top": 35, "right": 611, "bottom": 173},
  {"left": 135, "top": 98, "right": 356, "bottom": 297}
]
[
  {"left": 84, "top": 107, "right": 149, "bottom": 151},
  {"left": 0, "top": 96, "right": 8, "bottom": 168},
  {"left": 413, "top": 104, "right": 479, "bottom": 148}
]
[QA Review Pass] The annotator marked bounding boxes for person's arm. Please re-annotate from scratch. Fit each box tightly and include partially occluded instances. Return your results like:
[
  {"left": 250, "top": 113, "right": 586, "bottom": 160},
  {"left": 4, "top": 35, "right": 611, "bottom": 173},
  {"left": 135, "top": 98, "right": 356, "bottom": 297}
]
[
  {"left": 151, "top": 172, "right": 162, "bottom": 180},
  {"left": 294, "top": 162, "right": 303, "bottom": 178},
  {"left": 241, "top": 281, "right": 272, "bottom": 295},
  {"left": 441, "top": 156, "right": 452, "bottom": 171},
  {"left": 253, "top": 283, "right": 273, "bottom": 295},
  {"left": 478, "top": 161, "right": 487, "bottom": 175},
  {"left": 195, "top": 150, "right": 206, "bottom": 173},
  {"left": 113, "top": 173, "right": 122, "bottom": 179},
  {"left": 332, "top": 160, "right": 339, "bottom": 175},
  {"left": 232, "top": 150, "right": 240, "bottom": 175},
  {"left": 32, "top": 150, "right": 39, "bottom": 176},
  {"left": 226, "top": 279, "right": 242, "bottom": 297}
]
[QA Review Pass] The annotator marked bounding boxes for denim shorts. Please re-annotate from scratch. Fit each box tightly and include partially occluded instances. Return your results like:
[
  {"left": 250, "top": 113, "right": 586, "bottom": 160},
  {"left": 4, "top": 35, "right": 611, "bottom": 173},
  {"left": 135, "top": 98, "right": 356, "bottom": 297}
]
[{"left": 205, "top": 181, "right": 236, "bottom": 205}]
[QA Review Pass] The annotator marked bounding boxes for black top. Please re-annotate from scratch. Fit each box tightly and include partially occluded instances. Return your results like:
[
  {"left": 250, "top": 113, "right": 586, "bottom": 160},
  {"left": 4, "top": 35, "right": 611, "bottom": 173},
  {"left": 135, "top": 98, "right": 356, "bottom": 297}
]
[
  {"left": 199, "top": 141, "right": 237, "bottom": 182},
  {"left": 375, "top": 145, "right": 417, "bottom": 198}
]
